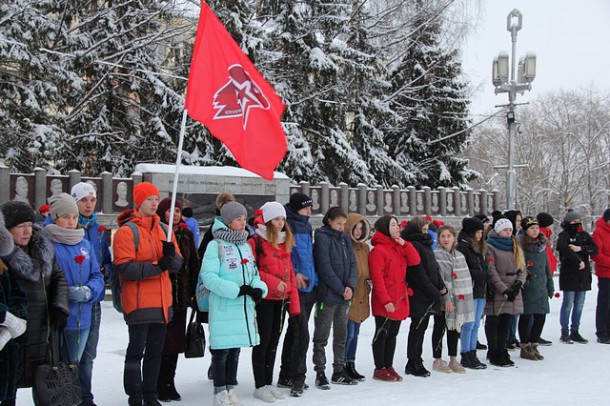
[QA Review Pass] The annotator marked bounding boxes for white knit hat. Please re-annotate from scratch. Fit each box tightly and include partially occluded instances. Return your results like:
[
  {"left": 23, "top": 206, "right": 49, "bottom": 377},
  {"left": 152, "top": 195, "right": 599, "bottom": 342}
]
[
  {"left": 261, "top": 201, "right": 286, "bottom": 223},
  {"left": 494, "top": 218, "right": 513, "bottom": 234},
  {"left": 71, "top": 182, "right": 96, "bottom": 202}
]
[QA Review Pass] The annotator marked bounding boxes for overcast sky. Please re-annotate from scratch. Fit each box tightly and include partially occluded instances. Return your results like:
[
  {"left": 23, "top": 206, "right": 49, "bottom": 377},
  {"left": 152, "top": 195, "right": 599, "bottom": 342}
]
[{"left": 462, "top": 0, "right": 610, "bottom": 116}]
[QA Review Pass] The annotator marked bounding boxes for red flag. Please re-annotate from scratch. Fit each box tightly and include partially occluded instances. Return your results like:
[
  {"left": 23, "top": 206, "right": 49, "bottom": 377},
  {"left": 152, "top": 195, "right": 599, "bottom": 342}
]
[{"left": 185, "top": 2, "right": 287, "bottom": 180}]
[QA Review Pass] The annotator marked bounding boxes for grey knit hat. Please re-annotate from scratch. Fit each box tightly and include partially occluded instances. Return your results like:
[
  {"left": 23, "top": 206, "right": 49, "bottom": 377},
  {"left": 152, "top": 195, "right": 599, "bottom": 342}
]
[
  {"left": 220, "top": 201, "right": 247, "bottom": 226},
  {"left": 563, "top": 210, "right": 581, "bottom": 224},
  {"left": 49, "top": 193, "right": 79, "bottom": 221}
]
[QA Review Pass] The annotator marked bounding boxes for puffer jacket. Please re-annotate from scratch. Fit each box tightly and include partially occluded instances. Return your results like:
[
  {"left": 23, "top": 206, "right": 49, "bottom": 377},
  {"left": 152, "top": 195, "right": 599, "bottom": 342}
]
[
  {"left": 313, "top": 225, "right": 357, "bottom": 305},
  {"left": 285, "top": 205, "right": 317, "bottom": 292},
  {"left": 113, "top": 209, "right": 182, "bottom": 325},
  {"left": 50, "top": 236, "right": 104, "bottom": 330},
  {"left": 344, "top": 213, "right": 372, "bottom": 323},
  {"left": 79, "top": 214, "right": 113, "bottom": 301},
  {"left": 556, "top": 225, "right": 597, "bottom": 291},
  {"left": 456, "top": 231, "right": 488, "bottom": 299},
  {"left": 517, "top": 230, "right": 554, "bottom": 314},
  {"left": 369, "top": 231, "right": 419, "bottom": 321},
  {"left": 1, "top": 225, "right": 69, "bottom": 389},
  {"left": 592, "top": 217, "right": 610, "bottom": 279},
  {"left": 201, "top": 218, "right": 268, "bottom": 350},
  {"left": 249, "top": 222, "right": 300, "bottom": 317}
]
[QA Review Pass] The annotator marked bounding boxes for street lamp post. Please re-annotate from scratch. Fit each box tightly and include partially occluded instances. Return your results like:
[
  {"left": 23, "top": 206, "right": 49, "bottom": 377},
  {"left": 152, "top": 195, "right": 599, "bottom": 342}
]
[{"left": 492, "top": 9, "right": 536, "bottom": 210}]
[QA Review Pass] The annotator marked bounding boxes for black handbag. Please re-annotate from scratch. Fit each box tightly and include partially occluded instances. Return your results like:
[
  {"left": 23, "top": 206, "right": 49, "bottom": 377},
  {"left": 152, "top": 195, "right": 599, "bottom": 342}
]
[
  {"left": 184, "top": 310, "right": 205, "bottom": 358},
  {"left": 33, "top": 331, "right": 82, "bottom": 406}
]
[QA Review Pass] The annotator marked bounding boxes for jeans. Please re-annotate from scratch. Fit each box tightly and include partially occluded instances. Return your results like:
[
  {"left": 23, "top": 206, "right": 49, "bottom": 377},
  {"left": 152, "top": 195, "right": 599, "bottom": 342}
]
[
  {"left": 60, "top": 328, "right": 90, "bottom": 363},
  {"left": 252, "top": 300, "right": 285, "bottom": 388},
  {"left": 124, "top": 323, "right": 167, "bottom": 403},
  {"left": 461, "top": 298, "right": 485, "bottom": 352},
  {"left": 278, "top": 290, "right": 316, "bottom": 385},
  {"left": 372, "top": 317, "right": 401, "bottom": 369},
  {"left": 211, "top": 348, "right": 240, "bottom": 393},
  {"left": 518, "top": 314, "right": 546, "bottom": 343},
  {"left": 344, "top": 320, "right": 361, "bottom": 363},
  {"left": 596, "top": 278, "right": 610, "bottom": 338},
  {"left": 79, "top": 301, "right": 101, "bottom": 404},
  {"left": 507, "top": 314, "right": 519, "bottom": 343},
  {"left": 312, "top": 303, "right": 349, "bottom": 373},
  {"left": 560, "top": 291, "right": 586, "bottom": 333}
]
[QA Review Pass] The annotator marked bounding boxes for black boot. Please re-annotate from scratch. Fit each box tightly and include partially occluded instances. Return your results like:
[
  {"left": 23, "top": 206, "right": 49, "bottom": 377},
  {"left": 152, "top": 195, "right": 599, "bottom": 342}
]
[
  {"left": 460, "top": 352, "right": 476, "bottom": 369},
  {"left": 470, "top": 350, "right": 487, "bottom": 369},
  {"left": 345, "top": 362, "right": 366, "bottom": 381},
  {"left": 158, "top": 355, "right": 181, "bottom": 402}
]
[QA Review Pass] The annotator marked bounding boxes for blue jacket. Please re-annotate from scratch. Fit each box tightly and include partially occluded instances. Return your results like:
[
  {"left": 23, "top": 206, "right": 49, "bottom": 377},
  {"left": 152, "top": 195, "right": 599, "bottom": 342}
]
[
  {"left": 200, "top": 218, "right": 268, "bottom": 350},
  {"left": 285, "top": 205, "right": 317, "bottom": 292},
  {"left": 52, "top": 238, "right": 105, "bottom": 330},
  {"left": 79, "top": 214, "right": 113, "bottom": 302},
  {"left": 184, "top": 217, "right": 200, "bottom": 248},
  {"left": 313, "top": 225, "right": 358, "bottom": 305}
]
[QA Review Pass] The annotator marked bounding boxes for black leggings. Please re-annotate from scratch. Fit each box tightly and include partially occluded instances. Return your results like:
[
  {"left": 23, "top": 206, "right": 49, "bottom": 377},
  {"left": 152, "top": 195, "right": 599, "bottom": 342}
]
[
  {"left": 518, "top": 313, "right": 546, "bottom": 344},
  {"left": 432, "top": 313, "right": 459, "bottom": 358},
  {"left": 372, "top": 316, "right": 401, "bottom": 369}
]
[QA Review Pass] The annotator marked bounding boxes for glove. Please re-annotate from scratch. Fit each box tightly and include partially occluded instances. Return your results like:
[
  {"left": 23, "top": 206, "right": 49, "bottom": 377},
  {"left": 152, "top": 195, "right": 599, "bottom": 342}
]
[
  {"left": 505, "top": 288, "right": 518, "bottom": 302},
  {"left": 68, "top": 286, "right": 92, "bottom": 303},
  {"left": 158, "top": 256, "right": 173, "bottom": 272},
  {"left": 510, "top": 280, "right": 523, "bottom": 293},
  {"left": 161, "top": 241, "right": 176, "bottom": 257},
  {"left": 238, "top": 284, "right": 253, "bottom": 297},
  {"left": 51, "top": 308, "right": 68, "bottom": 330},
  {"left": 1, "top": 311, "right": 27, "bottom": 338},
  {"left": 238, "top": 285, "right": 263, "bottom": 303}
]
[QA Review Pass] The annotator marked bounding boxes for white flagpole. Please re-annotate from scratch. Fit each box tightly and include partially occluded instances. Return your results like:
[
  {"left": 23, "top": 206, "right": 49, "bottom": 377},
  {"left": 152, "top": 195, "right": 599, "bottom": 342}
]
[{"left": 166, "top": 109, "right": 189, "bottom": 241}]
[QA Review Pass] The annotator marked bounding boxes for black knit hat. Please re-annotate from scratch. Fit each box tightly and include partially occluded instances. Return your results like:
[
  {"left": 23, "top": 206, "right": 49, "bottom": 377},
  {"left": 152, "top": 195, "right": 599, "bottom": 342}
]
[
  {"left": 462, "top": 217, "right": 484, "bottom": 235},
  {"left": 374, "top": 215, "right": 396, "bottom": 238},
  {"left": 604, "top": 208, "right": 610, "bottom": 222},
  {"left": 521, "top": 216, "right": 539, "bottom": 232},
  {"left": 474, "top": 214, "right": 490, "bottom": 224},
  {"left": 288, "top": 193, "right": 313, "bottom": 213},
  {"left": 0, "top": 201, "right": 35, "bottom": 230},
  {"left": 182, "top": 207, "right": 193, "bottom": 218},
  {"left": 536, "top": 212, "right": 554, "bottom": 228}
]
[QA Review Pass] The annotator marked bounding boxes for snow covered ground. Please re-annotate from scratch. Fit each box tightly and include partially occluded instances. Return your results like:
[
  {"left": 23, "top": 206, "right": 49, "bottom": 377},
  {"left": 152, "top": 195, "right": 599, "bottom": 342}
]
[{"left": 17, "top": 276, "right": 610, "bottom": 405}]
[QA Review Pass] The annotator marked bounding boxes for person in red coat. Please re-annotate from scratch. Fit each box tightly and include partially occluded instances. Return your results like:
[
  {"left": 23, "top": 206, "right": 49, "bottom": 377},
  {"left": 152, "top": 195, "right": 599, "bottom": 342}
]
[
  {"left": 249, "top": 201, "right": 300, "bottom": 402},
  {"left": 369, "top": 215, "right": 420, "bottom": 382},
  {"left": 591, "top": 209, "right": 610, "bottom": 344}
]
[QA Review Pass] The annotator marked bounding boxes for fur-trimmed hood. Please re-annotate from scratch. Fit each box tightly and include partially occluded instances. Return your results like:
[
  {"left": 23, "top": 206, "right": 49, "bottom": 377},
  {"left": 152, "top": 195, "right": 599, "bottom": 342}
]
[
  {"left": 0, "top": 210, "right": 14, "bottom": 256},
  {"left": 3, "top": 224, "right": 55, "bottom": 282}
]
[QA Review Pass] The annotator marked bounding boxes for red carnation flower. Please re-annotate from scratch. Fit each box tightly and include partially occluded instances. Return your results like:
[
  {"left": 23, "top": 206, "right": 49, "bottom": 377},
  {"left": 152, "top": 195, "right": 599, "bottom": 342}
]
[
  {"left": 179, "top": 222, "right": 188, "bottom": 229},
  {"left": 458, "top": 294, "right": 465, "bottom": 300},
  {"left": 241, "top": 258, "right": 249, "bottom": 265},
  {"left": 451, "top": 272, "right": 458, "bottom": 279},
  {"left": 74, "top": 255, "right": 86, "bottom": 264},
  {"left": 488, "top": 257, "right": 494, "bottom": 263},
  {"left": 407, "top": 287, "right": 414, "bottom": 296},
  {"left": 554, "top": 292, "right": 561, "bottom": 298},
  {"left": 577, "top": 226, "right": 584, "bottom": 233},
  {"left": 526, "top": 260, "right": 533, "bottom": 267},
  {"left": 97, "top": 226, "right": 107, "bottom": 232},
  {"left": 400, "top": 221, "right": 408, "bottom": 228}
]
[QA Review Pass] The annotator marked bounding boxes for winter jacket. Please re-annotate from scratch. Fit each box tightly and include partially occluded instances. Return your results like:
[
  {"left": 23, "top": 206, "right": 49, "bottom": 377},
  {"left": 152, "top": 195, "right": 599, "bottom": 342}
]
[
  {"left": 401, "top": 224, "right": 446, "bottom": 319},
  {"left": 285, "top": 205, "right": 317, "bottom": 292},
  {"left": 1, "top": 225, "right": 69, "bottom": 389},
  {"left": 369, "top": 231, "right": 419, "bottom": 321},
  {"left": 456, "top": 231, "right": 488, "bottom": 299},
  {"left": 556, "top": 226, "right": 597, "bottom": 291},
  {"left": 201, "top": 218, "right": 268, "bottom": 350},
  {"left": 517, "top": 231, "right": 554, "bottom": 314},
  {"left": 344, "top": 214, "right": 372, "bottom": 323},
  {"left": 249, "top": 229, "right": 300, "bottom": 317},
  {"left": 313, "top": 225, "right": 358, "bottom": 306},
  {"left": 484, "top": 230, "right": 527, "bottom": 316},
  {"left": 592, "top": 217, "right": 610, "bottom": 279},
  {"left": 50, "top": 235, "right": 105, "bottom": 331},
  {"left": 113, "top": 209, "right": 183, "bottom": 325},
  {"left": 184, "top": 217, "right": 200, "bottom": 248},
  {"left": 0, "top": 259, "right": 28, "bottom": 402},
  {"left": 79, "top": 214, "right": 113, "bottom": 301},
  {"left": 540, "top": 227, "right": 558, "bottom": 275}
]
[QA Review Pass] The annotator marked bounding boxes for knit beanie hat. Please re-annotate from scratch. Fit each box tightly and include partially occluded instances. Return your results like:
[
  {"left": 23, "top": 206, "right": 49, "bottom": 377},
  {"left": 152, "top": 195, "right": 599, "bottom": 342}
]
[
  {"left": 220, "top": 201, "right": 247, "bottom": 226},
  {"left": 536, "top": 212, "right": 554, "bottom": 228},
  {"left": 474, "top": 214, "right": 490, "bottom": 224},
  {"left": 0, "top": 201, "right": 35, "bottom": 230},
  {"left": 133, "top": 182, "right": 160, "bottom": 208},
  {"left": 603, "top": 208, "right": 610, "bottom": 222},
  {"left": 494, "top": 218, "right": 513, "bottom": 234},
  {"left": 521, "top": 216, "right": 539, "bottom": 232},
  {"left": 214, "top": 192, "right": 235, "bottom": 215},
  {"left": 288, "top": 193, "right": 313, "bottom": 213},
  {"left": 462, "top": 217, "right": 484, "bottom": 235},
  {"left": 182, "top": 207, "right": 193, "bottom": 218},
  {"left": 156, "top": 198, "right": 182, "bottom": 221},
  {"left": 563, "top": 209, "right": 581, "bottom": 224},
  {"left": 38, "top": 204, "right": 50, "bottom": 214},
  {"left": 261, "top": 201, "right": 286, "bottom": 223},
  {"left": 374, "top": 215, "right": 396, "bottom": 238},
  {"left": 49, "top": 193, "right": 79, "bottom": 221},
  {"left": 71, "top": 182, "right": 97, "bottom": 202}
]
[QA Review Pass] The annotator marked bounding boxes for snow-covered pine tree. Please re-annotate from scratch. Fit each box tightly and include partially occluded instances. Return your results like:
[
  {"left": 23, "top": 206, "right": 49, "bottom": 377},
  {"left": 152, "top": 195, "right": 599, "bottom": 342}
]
[{"left": 385, "top": 6, "right": 475, "bottom": 188}]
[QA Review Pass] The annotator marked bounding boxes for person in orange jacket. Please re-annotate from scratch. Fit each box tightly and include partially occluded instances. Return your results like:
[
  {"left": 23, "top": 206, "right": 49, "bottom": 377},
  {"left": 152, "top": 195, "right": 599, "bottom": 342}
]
[{"left": 113, "top": 182, "right": 182, "bottom": 406}]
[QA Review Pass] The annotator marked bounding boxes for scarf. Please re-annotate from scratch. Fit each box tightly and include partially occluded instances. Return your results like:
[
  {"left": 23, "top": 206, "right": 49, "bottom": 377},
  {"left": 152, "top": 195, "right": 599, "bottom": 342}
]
[
  {"left": 45, "top": 224, "right": 85, "bottom": 245},
  {"left": 487, "top": 234, "right": 514, "bottom": 251},
  {"left": 78, "top": 212, "right": 99, "bottom": 229},
  {"left": 255, "top": 224, "right": 286, "bottom": 244},
  {"left": 435, "top": 247, "right": 475, "bottom": 331},
  {"left": 213, "top": 227, "right": 249, "bottom": 245}
]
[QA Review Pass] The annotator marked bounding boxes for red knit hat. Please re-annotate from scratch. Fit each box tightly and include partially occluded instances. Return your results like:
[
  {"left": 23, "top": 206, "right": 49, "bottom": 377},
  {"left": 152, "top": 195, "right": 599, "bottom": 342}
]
[
  {"left": 38, "top": 204, "right": 50, "bottom": 214},
  {"left": 133, "top": 182, "right": 160, "bottom": 208}
]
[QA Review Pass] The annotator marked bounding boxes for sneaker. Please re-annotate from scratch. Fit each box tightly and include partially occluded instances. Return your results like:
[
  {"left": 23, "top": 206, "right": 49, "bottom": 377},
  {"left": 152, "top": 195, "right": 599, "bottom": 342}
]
[
  {"left": 266, "top": 385, "right": 285, "bottom": 400},
  {"left": 387, "top": 367, "right": 403, "bottom": 381},
  {"left": 470, "top": 351, "right": 487, "bottom": 370},
  {"left": 405, "top": 359, "right": 431, "bottom": 377},
  {"left": 315, "top": 372, "right": 331, "bottom": 390},
  {"left": 254, "top": 387, "right": 276, "bottom": 403},
  {"left": 476, "top": 340, "right": 487, "bottom": 350},
  {"left": 538, "top": 337, "right": 552, "bottom": 346},
  {"left": 373, "top": 368, "right": 396, "bottom": 382},
  {"left": 276, "top": 378, "right": 293, "bottom": 388},
  {"left": 432, "top": 359, "right": 451, "bottom": 373},
  {"left": 506, "top": 342, "right": 516, "bottom": 350},
  {"left": 448, "top": 360, "right": 466, "bottom": 374},
  {"left": 560, "top": 333, "right": 574, "bottom": 344},
  {"left": 331, "top": 370, "right": 358, "bottom": 385},
  {"left": 570, "top": 331, "right": 589, "bottom": 344},
  {"left": 228, "top": 389, "right": 244, "bottom": 406},
  {"left": 290, "top": 381, "right": 304, "bottom": 397},
  {"left": 597, "top": 336, "right": 610, "bottom": 344},
  {"left": 213, "top": 390, "right": 232, "bottom": 406}
]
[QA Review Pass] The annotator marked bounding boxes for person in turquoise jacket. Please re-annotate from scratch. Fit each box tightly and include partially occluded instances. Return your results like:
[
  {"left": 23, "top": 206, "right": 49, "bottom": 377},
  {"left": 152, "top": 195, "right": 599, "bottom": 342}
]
[{"left": 201, "top": 201, "right": 268, "bottom": 406}]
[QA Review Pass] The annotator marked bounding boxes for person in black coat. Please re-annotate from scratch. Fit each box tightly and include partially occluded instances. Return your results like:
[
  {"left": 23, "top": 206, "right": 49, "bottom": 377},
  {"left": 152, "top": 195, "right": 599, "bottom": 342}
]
[
  {"left": 556, "top": 210, "right": 598, "bottom": 344},
  {"left": 401, "top": 217, "right": 449, "bottom": 377}
]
